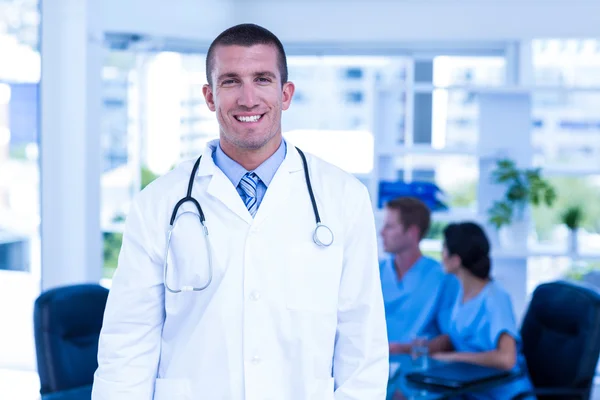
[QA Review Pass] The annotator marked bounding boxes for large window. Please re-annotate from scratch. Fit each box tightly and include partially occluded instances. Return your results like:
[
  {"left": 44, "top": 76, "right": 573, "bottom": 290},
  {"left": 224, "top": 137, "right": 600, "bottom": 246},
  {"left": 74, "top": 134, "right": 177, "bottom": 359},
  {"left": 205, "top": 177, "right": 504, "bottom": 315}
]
[
  {"left": 532, "top": 39, "right": 600, "bottom": 171},
  {"left": 432, "top": 56, "right": 506, "bottom": 150},
  {"left": 529, "top": 39, "right": 600, "bottom": 253},
  {"left": 285, "top": 54, "right": 505, "bottom": 214},
  {"left": 283, "top": 55, "right": 410, "bottom": 175},
  {"left": 527, "top": 39, "right": 600, "bottom": 297},
  {"left": 406, "top": 55, "right": 505, "bottom": 213},
  {"left": 101, "top": 51, "right": 219, "bottom": 278},
  {"left": 99, "top": 50, "right": 508, "bottom": 276},
  {"left": 0, "top": 0, "right": 40, "bottom": 378},
  {"left": 101, "top": 50, "right": 137, "bottom": 277},
  {"left": 100, "top": 53, "right": 409, "bottom": 277}
]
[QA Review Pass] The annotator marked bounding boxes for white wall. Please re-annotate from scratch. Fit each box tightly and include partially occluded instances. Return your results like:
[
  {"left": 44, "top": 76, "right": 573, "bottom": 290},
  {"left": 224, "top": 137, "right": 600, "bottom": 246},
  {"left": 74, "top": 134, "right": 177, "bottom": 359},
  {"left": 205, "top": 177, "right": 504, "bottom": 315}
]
[
  {"left": 99, "top": 0, "right": 234, "bottom": 41},
  {"left": 99, "top": 0, "right": 600, "bottom": 44},
  {"left": 235, "top": 1, "right": 600, "bottom": 42}
]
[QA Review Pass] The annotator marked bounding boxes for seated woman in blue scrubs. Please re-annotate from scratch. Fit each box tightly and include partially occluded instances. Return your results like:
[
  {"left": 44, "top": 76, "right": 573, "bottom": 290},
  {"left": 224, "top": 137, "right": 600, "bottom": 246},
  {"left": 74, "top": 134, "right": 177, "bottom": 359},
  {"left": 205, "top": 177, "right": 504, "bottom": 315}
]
[{"left": 431, "top": 222, "right": 535, "bottom": 399}]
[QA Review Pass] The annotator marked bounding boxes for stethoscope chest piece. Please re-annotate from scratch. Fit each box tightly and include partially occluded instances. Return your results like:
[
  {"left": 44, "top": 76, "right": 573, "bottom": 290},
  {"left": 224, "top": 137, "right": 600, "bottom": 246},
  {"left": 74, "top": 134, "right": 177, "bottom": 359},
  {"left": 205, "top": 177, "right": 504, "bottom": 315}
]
[{"left": 313, "top": 223, "right": 334, "bottom": 247}]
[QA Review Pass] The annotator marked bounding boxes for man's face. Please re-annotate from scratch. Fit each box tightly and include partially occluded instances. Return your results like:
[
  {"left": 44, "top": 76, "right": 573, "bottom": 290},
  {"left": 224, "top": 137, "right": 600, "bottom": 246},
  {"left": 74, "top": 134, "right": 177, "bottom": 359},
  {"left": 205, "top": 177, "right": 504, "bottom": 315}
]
[
  {"left": 202, "top": 44, "right": 295, "bottom": 152},
  {"left": 380, "top": 208, "right": 417, "bottom": 254}
]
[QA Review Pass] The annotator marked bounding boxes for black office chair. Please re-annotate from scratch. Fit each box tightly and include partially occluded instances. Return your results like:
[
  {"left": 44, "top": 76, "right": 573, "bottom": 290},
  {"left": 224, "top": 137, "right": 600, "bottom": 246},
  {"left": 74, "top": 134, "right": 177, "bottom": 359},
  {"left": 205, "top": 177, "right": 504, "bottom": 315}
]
[
  {"left": 33, "top": 283, "right": 109, "bottom": 399},
  {"left": 515, "top": 280, "right": 600, "bottom": 400}
]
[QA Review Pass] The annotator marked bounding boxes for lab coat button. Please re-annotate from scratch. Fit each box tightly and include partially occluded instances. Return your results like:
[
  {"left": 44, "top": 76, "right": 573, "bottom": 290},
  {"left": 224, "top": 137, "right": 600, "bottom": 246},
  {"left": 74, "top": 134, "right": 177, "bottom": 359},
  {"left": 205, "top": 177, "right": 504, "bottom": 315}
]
[
  {"left": 250, "top": 291, "right": 261, "bottom": 301},
  {"left": 251, "top": 355, "right": 261, "bottom": 364}
]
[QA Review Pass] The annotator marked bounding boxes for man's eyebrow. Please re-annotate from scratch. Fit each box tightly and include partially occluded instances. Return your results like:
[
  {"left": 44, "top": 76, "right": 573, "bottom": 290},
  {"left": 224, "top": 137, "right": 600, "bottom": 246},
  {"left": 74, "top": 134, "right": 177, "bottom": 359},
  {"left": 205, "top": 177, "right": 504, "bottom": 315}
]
[
  {"left": 216, "top": 71, "right": 278, "bottom": 82},
  {"left": 217, "top": 72, "right": 240, "bottom": 82},
  {"left": 255, "top": 71, "right": 277, "bottom": 79}
]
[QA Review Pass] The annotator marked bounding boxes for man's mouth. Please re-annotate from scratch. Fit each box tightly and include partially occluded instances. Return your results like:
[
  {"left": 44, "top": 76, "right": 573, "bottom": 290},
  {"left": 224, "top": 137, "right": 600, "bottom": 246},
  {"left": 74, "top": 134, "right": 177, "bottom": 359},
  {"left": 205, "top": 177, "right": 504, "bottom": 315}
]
[{"left": 235, "top": 114, "right": 264, "bottom": 123}]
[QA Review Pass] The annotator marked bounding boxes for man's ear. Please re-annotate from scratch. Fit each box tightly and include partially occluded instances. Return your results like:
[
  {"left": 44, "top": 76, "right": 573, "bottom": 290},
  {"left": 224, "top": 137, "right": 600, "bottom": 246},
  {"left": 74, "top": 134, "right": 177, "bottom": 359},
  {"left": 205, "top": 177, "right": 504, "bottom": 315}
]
[
  {"left": 281, "top": 81, "right": 295, "bottom": 111},
  {"left": 202, "top": 84, "right": 216, "bottom": 112},
  {"left": 408, "top": 224, "right": 422, "bottom": 241}
]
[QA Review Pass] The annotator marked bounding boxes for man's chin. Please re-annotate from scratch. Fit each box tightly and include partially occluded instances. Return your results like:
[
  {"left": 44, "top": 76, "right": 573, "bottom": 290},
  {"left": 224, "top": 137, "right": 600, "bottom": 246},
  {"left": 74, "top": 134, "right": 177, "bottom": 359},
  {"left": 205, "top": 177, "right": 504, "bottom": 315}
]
[
  {"left": 236, "top": 138, "right": 271, "bottom": 150},
  {"left": 229, "top": 132, "right": 279, "bottom": 151}
]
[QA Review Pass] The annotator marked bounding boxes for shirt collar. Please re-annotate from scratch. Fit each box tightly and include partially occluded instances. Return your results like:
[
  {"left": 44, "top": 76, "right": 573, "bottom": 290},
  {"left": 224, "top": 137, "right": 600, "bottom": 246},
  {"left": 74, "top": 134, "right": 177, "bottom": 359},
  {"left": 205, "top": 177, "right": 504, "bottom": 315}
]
[
  {"left": 213, "top": 139, "right": 287, "bottom": 188},
  {"left": 394, "top": 255, "right": 430, "bottom": 290}
]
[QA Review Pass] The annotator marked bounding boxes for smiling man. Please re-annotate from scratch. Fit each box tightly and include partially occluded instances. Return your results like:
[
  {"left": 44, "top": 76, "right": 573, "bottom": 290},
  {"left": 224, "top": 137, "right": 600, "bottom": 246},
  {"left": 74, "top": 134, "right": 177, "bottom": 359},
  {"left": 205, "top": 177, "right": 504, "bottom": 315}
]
[
  {"left": 203, "top": 34, "right": 292, "bottom": 172},
  {"left": 92, "top": 24, "right": 389, "bottom": 400}
]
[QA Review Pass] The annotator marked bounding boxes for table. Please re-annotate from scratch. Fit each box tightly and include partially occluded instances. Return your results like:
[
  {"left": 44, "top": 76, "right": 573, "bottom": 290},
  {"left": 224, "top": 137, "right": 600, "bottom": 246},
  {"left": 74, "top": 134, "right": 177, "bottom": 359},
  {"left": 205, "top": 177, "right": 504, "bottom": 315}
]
[{"left": 387, "top": 355, "right": 520, "bottom": 400}]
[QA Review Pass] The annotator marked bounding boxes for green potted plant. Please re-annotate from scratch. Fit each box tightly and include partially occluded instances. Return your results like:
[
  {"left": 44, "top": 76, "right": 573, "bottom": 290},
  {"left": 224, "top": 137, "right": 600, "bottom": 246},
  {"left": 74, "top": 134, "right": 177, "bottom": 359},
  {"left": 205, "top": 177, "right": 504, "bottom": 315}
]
[
  {"left": 487, "top": 158, "right": 557, "bottom": 249},
  {"left": 561, "top": 205, "right": 584, "bottom": 254}
]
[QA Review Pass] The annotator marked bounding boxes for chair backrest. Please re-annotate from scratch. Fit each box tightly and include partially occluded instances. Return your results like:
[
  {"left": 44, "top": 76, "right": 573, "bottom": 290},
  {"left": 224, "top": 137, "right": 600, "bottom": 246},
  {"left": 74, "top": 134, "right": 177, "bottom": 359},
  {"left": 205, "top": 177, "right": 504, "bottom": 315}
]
[
  {"left": 33, "top": 283, "right": 109, "bottom": 394},
  {"left": 520, "top": 280, "right": 600, "bottom": 393}
]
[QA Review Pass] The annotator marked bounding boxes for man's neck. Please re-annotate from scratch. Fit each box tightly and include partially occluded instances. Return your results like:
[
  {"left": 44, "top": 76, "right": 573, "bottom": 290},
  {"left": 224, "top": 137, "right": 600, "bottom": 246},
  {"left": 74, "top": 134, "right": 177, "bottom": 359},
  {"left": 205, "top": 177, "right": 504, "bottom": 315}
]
[
  {"left": 394, "top": 247, "right": 422, "bottom": 280},
  {"left": 219, "top": 134, "right": 282, "bottom": 171}
]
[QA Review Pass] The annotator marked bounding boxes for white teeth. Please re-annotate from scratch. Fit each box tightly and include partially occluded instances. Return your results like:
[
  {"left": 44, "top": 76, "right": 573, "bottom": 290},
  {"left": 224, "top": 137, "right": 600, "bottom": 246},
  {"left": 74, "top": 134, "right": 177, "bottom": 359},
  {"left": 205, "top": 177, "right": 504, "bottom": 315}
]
[{"left": 236, "top": 115, "right": 261, "bottom": 122}]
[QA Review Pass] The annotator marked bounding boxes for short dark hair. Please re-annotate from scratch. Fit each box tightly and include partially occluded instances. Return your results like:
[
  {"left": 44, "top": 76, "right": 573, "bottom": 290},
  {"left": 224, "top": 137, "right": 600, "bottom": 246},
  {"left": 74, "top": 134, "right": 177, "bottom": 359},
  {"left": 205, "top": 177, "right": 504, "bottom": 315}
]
[
  {"left": 385, "top": 197, "right": 431, "bottom": 240},
  {"left": 205, "top": 23, "right": 288, "bottom": 87},
  {"left": 443, "top": 222, "right": 491, "bottom": 280}
]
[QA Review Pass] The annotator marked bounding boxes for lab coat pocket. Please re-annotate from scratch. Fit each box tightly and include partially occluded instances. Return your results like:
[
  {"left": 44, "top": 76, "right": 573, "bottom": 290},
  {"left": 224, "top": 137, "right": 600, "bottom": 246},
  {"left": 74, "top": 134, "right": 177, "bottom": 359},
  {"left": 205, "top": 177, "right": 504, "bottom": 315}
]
[
  {"left": 311, "top": 377, "right": 335, "bottom": 399},
  {"left": 154, "top": 378, "right": 192, "bottom": 400},
  {"left": 286, "top": 243, "right": 343, "bottom": 313}
]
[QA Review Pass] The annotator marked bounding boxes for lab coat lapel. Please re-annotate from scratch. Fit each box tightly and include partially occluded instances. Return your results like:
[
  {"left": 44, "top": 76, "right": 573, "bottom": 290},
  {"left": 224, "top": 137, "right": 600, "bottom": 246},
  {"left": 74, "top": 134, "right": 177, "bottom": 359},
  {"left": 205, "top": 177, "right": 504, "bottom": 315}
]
[
  {"left": 207, "top": 168, "right": 253, "bottom": 224},
  {"left": 196, "top": 143, "right": 253, "bottom": 224},
  {"left": 252, "top": 143, "right": 304, "bottom": 227}
]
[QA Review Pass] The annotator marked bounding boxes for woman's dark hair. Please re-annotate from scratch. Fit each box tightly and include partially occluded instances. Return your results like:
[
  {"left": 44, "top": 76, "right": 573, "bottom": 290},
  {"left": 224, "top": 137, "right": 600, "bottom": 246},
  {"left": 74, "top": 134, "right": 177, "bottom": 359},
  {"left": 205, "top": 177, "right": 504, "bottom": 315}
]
[{"left": 443, "top": 222, "right": 491, "bottom": 279}]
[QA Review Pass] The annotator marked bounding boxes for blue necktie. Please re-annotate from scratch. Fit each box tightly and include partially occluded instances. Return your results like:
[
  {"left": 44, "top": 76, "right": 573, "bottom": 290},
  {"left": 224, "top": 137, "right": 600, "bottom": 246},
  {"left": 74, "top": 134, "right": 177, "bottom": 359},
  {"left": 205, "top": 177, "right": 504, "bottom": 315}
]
[{"left": 239, "top": 172, "right": 259, "bottom": 217}]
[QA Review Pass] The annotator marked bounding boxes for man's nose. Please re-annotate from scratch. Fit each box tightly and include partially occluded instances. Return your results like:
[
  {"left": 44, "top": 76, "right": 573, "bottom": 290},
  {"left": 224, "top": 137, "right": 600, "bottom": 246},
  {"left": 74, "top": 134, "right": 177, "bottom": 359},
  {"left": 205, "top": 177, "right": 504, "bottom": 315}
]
[{"left": 238, "top": 83, "right": 259, "bottom": 108}]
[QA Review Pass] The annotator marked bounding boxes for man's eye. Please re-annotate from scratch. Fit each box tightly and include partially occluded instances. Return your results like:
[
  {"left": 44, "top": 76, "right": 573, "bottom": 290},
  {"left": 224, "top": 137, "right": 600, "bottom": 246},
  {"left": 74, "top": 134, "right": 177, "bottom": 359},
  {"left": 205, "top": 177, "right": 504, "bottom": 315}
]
[
  {"left": 257, "top": 77, "right": 271, "bottom": 83},
  {"left": 222, "top": 79, "right": 235, "bottom": 85}
]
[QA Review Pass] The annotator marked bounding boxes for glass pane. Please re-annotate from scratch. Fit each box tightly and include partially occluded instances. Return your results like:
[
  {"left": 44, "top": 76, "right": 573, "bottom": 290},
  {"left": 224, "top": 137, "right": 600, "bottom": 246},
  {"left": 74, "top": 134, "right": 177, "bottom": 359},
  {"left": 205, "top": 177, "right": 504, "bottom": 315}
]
[
  {"left": 429, "top": 57, "right": 506, "bottom": 151},
  {"left": 563, "top": 259, "right": 600, "bottom": 287},
  {"left": 532, "top": 176, "right": 600, "bottom": 250},
  {"left": 528, "top": 258, "right": 600, "bottom": 302},
  {"left": 433, "top": 56, "right": 506, "bottom": 87},
  {"left": 101, "top": 51, "right": 136, "bottom": 279},
  {"left": 396, "top": 155, "right": 479, "bottom": 211},
  {"left": 284, "top": 55, "right": 410, "bottom": 172},
  {"left": 533, "top": 39, "right": 600, "bottom": 86},
  {"left": 284, "top": 129, "right": 373, "bottom": 174},
  {"left": 532, "top": 92, "right": 600, "bottom": 170},
  {"left": 0, "top": 0, "right": 40, "bottom": 382},
  {"left": 431, "top": 89, "right": 479, "bottom": 151},
  {"left": 422, "top": 221, "right": 448, "bottom": 261},
  {"left": 527, "top": 256, "right": 573, "bottom": 295},
  {"left": 101, "top": 51, "right": 219, "bottom": 279}
]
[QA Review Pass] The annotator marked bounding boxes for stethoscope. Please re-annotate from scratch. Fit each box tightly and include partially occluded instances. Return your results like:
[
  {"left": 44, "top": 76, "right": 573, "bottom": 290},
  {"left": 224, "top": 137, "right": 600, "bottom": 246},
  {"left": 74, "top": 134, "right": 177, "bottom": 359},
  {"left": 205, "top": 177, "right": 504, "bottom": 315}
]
[{"left": 163, "top": 146, "right": 334, "bottom": 293}]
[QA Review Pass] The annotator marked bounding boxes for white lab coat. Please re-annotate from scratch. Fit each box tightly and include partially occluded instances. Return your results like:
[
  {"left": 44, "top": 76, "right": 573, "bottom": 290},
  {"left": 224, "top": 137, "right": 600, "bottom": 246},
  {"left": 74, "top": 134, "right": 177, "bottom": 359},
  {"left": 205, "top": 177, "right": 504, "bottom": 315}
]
[{"left": 92, "top": 140, "right": 389, "bottom": 400}]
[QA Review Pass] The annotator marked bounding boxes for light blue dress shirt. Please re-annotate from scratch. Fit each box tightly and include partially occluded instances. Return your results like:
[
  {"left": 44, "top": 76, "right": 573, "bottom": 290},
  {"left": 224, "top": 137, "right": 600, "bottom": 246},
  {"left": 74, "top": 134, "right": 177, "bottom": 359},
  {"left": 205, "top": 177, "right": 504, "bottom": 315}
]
[
  {"left": 380, "top": 256, "right": 459, "bottom": 343},
  {"left": 448, "top": 281, "right": 535, "bottom": 400},
  {"left": 213, "top": 140, "right": 287, "bottom": 211}
]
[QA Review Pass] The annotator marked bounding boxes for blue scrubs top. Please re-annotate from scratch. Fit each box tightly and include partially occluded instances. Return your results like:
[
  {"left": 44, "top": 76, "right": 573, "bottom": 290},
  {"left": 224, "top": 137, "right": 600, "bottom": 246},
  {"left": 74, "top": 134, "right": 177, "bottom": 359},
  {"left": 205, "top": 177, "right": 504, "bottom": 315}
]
[
  {"left": 380, "top": 256, "right": 459, "bottom": 343},
  {"left": 448, "top": 281, "right": 535, "bottom": 400}
]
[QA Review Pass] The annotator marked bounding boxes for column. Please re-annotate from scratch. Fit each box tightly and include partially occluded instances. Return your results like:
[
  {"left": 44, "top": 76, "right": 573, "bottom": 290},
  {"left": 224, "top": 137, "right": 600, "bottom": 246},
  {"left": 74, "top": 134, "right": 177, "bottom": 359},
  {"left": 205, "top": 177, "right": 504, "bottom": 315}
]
[
  {"left": 477, "top": 91, "right": 533, "bottom": 321},
  {"left": 40, "top": 0, "right": 104, "bottom": 290},
  {"left": 505, "top": 41, "right": 534, "bottom": 86}
]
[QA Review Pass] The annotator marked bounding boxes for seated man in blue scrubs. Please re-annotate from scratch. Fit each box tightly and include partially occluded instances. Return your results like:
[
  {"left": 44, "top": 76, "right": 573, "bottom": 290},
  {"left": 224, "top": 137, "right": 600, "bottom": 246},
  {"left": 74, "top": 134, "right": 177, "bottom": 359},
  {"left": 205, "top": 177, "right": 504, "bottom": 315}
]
[
  {"left": 379, "top": 197, "right": 459, "bottom": 354},
  {"left": 431, "top": 222, "right": 535, "bottom": 399}
]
